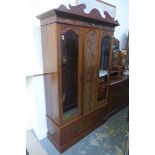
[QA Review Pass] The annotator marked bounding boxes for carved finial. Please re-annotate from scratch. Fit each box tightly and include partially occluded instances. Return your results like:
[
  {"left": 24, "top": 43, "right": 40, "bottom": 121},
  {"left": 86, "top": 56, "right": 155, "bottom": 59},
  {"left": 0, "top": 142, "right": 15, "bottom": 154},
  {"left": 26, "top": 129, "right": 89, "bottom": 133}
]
[
  {"left": 57, "top": 4, "right": 68, "bottom": 11},
  {"left": 89, "top": 8, "right": 102, "bottom": 19},
  {"left": 114, "top": 20, "right": 119, "bottom": 25},
  {"left": 104, "top": 11, "right": 114, "bottom": 21},
  {"left": 68, "top": 4, "right": 86, "bottom": 14}
]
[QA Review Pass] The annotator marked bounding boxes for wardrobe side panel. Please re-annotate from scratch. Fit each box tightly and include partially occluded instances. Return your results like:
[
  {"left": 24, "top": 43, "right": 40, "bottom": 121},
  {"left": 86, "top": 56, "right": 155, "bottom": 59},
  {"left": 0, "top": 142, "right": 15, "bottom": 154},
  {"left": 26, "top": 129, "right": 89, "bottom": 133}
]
[
  {"left": 41, "top": 24, "right": 58, "bottom": 73},
  {"left": 41, "top": 24, "right": 61, "bottom": 124}
]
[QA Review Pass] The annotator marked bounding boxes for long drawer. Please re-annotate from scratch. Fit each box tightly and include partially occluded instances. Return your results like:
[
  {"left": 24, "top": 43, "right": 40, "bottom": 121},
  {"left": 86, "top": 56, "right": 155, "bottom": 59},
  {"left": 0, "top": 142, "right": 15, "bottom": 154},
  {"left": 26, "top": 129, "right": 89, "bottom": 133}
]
[{"left": 62, "top": 106, "right": 107, "bottom": 144}]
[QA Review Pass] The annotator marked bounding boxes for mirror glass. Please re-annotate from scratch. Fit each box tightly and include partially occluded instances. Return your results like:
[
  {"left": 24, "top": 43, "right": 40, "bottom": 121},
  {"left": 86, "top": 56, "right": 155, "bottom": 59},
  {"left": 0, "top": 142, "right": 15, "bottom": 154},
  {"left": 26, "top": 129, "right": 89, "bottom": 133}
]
[
  {"left": 97, "top": 36, "right": 111, "bottom": 102},
  {"left": 61, "top": 30, "right": 78, "bottom": 118}
]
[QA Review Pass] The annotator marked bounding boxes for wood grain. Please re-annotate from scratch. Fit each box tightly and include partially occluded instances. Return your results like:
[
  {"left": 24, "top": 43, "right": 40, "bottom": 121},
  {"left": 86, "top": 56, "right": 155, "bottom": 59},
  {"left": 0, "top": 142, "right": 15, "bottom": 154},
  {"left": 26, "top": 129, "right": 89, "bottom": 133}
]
[{"left": 41, "top": 24, "right": 58, "bottom": 73}]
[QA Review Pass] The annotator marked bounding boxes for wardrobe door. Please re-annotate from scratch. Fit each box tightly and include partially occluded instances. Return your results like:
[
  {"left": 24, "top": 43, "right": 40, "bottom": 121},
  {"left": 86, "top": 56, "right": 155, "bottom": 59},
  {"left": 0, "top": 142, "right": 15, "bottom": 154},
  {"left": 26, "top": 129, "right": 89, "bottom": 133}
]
[
  {"left": 82, "top": 28, "right": 99, "bottom": 114},
  {"left": 96, "top": 30, "right": 113, "bottom": 106},
  {"left": 58, "top": 24, "right": 82, "bottom": 122}
]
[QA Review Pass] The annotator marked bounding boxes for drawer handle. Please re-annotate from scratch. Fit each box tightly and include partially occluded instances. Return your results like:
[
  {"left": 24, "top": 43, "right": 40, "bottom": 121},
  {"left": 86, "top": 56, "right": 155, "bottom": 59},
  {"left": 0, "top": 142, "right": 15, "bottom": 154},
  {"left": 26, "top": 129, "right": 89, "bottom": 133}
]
[{"left": 72, "top": 126, "right": 80, "bottom": 133}]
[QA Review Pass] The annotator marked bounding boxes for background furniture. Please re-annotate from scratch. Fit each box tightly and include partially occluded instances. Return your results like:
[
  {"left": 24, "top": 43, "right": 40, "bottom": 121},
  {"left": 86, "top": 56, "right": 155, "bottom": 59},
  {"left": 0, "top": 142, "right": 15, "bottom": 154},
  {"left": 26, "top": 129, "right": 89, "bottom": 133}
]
[
  {"left": 37, "top": 3, "right": 128, "bottom": 152},
  {"left": 108, "top": 75, "right": 129, "bottom": 115}
]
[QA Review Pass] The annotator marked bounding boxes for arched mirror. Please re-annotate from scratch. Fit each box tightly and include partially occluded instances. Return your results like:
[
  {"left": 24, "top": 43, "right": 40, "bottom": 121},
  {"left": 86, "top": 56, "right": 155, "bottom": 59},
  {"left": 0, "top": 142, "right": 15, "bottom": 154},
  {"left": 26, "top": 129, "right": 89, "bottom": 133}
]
[
  {"left": 97, "top": 35, "right": 111, "bottom": 102},
  {"left": 99, "top": 36, "right": 111, "bottom": 73},
  {"left": 61, "top": 30, "right": 79, "bottom": 118}
]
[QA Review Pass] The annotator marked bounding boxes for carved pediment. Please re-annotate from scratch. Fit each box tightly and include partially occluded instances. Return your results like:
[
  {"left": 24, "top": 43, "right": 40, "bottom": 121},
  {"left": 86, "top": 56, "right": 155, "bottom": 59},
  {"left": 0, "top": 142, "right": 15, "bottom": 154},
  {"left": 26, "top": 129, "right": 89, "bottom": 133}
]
[
  {"left": 37, "top": 3, "right": 119, "bottom": 27},
  {"left": 57, "top": 4, "right": 119, "bottom": 26}
]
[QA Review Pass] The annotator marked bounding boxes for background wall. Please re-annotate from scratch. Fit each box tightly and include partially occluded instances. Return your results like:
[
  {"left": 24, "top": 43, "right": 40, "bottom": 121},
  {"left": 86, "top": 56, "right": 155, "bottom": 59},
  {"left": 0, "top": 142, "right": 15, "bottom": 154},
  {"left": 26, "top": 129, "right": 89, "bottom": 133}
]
[
  {"left": 26, "top": 0, "right": 129, "bottom": 140},
  {"left": 107, "top": 0, "right": 129, "bottom": 50}
]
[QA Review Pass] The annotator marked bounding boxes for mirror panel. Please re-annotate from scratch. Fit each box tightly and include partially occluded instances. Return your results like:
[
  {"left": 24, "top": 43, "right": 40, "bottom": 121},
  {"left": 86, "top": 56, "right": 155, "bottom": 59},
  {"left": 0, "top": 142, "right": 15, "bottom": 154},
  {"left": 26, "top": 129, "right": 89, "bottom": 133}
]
[
  {"left": 61, "top": 30, "right": 79, "bottom": 118},
  {"left": 99, "top": 36, "right": 111, "bottom": 74},
  {"left": 97, "top": 35, "right": 111, "bottom": 102}
]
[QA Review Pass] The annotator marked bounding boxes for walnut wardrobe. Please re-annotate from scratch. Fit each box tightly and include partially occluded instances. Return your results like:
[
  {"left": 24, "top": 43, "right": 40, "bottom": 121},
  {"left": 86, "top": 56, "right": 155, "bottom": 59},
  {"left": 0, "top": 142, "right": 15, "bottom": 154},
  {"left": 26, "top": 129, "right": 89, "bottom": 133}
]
[{"left": 37, "top": 4, "right": 128, "bottom": 152}]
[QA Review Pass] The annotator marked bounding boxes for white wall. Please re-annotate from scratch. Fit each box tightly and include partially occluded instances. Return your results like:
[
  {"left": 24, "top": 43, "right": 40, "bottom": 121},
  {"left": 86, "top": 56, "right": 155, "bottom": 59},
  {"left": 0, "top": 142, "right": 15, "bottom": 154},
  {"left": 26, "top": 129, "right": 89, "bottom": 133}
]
[
  {"left": 26, "top": 0, "right": 76, "bottom": 140},
  {"left": 26, "top": 0, "right": 129, "bottom": 75},
  {"left": 26, "top": 77, "right": 36, "bottom": 130},
  {"left": 26, "top": 0, "right": 129, "bottom": 140},
  {"left": 105, "top": 0, "right": 129, "bottom": 50},
  {"left": 26, "top": 0, "right": 76, "bottom": 76}
]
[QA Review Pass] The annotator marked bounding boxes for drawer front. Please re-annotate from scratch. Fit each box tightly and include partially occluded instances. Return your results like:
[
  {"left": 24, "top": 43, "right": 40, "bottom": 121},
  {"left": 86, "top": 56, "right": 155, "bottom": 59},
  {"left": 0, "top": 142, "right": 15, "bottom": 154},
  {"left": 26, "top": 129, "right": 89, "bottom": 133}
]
[
  {"left": 62, "top": 106, "right": 107, "bottom": 144},
  {"left": 108, "top": 79, "right": 129, "bottom": 112},
  {"left": 109, "top": 79, "right": 129, "bottom": 92}
]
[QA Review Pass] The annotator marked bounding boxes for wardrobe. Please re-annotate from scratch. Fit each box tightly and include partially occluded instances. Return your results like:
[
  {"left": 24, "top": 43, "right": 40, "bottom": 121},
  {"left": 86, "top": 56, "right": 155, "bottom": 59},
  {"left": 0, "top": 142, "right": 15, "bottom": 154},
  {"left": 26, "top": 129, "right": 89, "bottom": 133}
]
[{"left": 37, "top": 4, "right": 128, "bottom": 152}]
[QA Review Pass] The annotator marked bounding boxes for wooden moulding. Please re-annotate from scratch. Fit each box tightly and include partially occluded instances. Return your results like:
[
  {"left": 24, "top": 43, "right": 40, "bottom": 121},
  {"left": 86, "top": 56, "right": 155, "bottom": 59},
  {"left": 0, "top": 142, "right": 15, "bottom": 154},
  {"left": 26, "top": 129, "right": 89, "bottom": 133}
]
[{"left": 37, "top": 4, "right": 119, "bottom": 27}]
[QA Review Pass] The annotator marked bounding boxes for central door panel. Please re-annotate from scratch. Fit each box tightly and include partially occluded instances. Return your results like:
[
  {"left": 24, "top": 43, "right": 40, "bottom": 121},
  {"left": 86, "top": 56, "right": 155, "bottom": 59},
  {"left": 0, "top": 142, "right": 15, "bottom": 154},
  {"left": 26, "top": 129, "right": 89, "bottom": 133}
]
[{"left": 82, "top": 28, "right": 99, "bottom": 114}]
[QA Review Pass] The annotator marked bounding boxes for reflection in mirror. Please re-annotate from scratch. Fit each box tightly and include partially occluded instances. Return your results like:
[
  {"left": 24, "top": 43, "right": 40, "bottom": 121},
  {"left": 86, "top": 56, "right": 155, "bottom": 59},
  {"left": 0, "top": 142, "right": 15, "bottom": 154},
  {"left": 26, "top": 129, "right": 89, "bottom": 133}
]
[
  {"left": 61, "top": 30, "right": 78, "bottom": 118},
  {"left": 97, "top": 36, "right": 111, "bottom": 102},
  {"left": 112, "top": 37, "right": 120, "bottom": 70},
  {"left": 99, "top": 36, "right": 111, "bottom": 77}
]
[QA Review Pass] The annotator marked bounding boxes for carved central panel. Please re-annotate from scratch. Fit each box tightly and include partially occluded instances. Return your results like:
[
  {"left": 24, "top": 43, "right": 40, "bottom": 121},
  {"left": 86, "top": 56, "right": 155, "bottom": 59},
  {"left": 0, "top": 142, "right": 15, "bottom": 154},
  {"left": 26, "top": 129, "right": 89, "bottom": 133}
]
[
  {"left": 83, "top": 30, "right": 97, "bottom": 113},
  {"left": 85, "top": 31, "right": 96, "bottom": 81}
]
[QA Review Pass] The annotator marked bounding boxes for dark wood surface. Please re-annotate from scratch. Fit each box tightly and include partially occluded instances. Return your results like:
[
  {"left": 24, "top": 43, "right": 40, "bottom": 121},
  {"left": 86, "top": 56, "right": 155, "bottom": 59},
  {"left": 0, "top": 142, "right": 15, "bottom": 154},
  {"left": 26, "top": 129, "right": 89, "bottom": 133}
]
[
  {"left": 82, "top": 28, "right": 99, "bottom": 114},
  {"left": 108, "top": 76, "right": 129, "bottom": 113}
]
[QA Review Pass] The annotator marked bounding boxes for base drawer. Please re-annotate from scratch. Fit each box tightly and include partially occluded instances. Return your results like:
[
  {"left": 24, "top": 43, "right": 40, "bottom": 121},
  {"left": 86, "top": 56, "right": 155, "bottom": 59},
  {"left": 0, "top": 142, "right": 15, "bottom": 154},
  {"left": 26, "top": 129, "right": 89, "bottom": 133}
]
[{"left": 62, "top": 106, "right": 107, "bottom": 144}]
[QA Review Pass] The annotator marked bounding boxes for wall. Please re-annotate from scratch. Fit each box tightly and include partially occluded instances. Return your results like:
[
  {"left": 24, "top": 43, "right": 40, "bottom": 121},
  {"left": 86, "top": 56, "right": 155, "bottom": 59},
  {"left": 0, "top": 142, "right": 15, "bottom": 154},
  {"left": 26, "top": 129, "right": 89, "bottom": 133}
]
[
  {"left": 26, "top": 0, "right": 77, "bottom": 140},
  {"left": 26, "top": 0, "right": 128, "bottom": 76},
  {"left": 26, "top": 0, "right": 76, "bottom": 76},
  {"left": 26, "top": 76, "right": 47, "bottom": 140},
  {"left": 106, "top": 0, "right": 129, "bottom": 50},
  {"left": 26, "top": 0, "right": 129, "bottom": 140}
]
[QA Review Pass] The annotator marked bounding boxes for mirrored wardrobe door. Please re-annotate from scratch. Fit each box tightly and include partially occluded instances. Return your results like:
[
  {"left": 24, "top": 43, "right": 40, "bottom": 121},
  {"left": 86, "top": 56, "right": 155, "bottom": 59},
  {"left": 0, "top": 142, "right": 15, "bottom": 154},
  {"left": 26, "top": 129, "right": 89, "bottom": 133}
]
[
  {"left": 59, "top": 24, "right": 82, "bottom": 121},
  {"left": 97, "top": 31, "right": 112, "bottom": 104}
]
